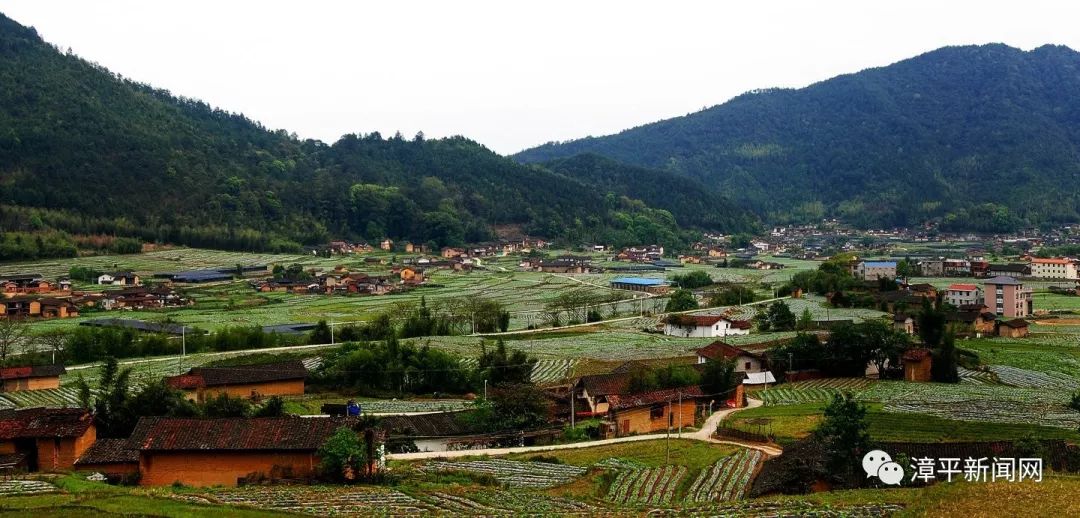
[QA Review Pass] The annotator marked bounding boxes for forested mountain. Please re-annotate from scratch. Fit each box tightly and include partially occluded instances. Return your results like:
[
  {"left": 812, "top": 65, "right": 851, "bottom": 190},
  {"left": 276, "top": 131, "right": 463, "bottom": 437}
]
[
  {"left": 0, "top": 13, "right": 756, "bottom": 259},
  {"left": 516, "top": 44, "right": 1080, "bottom": 231}
]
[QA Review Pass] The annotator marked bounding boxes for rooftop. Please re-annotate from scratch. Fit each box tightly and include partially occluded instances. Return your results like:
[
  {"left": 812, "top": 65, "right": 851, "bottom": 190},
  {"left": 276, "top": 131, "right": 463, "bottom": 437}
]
[
  {"left": 609, "top": 277, "right": 667, "bottom": 286},
  {"left": 76, "top": 438, "right": 140, "bottom": 465},
  {"left": 0, "top": 364, "right": 65, "bottom": 381},
  {"left": 0, "top": 408, "right": 93, "bottom": 440},
  {"left": 129, "top": 416, "right": 358, "bottom": 451},
  {"left": 984, "top": 276, "right": 1023, "bottom": 286},
  {"left": 165, "top": 360, "right": 306, "bottom": 389},
  {"left": 947, "top": 283, "right": 979, "bottom": 291}
]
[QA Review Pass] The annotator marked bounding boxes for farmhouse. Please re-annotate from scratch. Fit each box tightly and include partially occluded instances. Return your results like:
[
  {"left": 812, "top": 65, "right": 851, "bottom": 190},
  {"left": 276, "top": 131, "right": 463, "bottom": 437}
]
[
  {"left": 164, "top": 360, "right": 307, "bottom": 403},
  {"left": 536, "top": 256, "right": 592, "bottom": 274},
  {"left": 1, "top": 274, "right": 58, "bottom": 297},
  {"left": 946, "top": 306, "right": 997, "bottom": 335},
  {"left": 902, "top": 348, "right": 932, "bottom": 382},
  {"left": 0, "top": 364, "right": 65, "bottom": 392},
  {"left": 129, "top": 416, "right": 361, "bottom": 486},
  {"left": 1029, "top": 258, "right": 1078, "bottom": 280},
  {"left": 97, "top": 272, "right": 141, "bottom": 286},
  {"left": 604, "top": 385, "right": 703, "bottom": 437},
  {"left": 616, "top": 245, "right": 664, "bottom": 263},
  {"left": 664, "top": 314, "right": 751, "bottom": 338},
  {"left": 0, "top": 296, "right": 79, "bottom": 320},
  {"left": 100, "top": 286, "right": 189, "bottom": 310},
  {"left": 892, "top": 313, "right": 914, "bottom": 335},
  {"left": 0, "top": 408, "right": 96, "bottom": 472},
  {"left": 609, "top": 277, "right": 670, "bottom": 294},
  {"left": 74, "top": 438, "right": 139, "bottom": 477},
  {"left": 694, "top": 342, "right": 766, "bottom": 373}
]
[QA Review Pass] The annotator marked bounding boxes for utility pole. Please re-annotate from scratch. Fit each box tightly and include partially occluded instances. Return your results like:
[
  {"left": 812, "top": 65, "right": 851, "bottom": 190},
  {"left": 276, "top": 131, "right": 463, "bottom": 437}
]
[
  {"left": 330, "top": 318, "right": 335, "bottom": 345},
  {"left": 179, "top": 326, "right": 186, "bottom": 375},
  {"left": 483, "top": 379, "right": 488, "bottom": 400},
  {"left": 665, "top": 399, "right": 672, "bottom": 464}
]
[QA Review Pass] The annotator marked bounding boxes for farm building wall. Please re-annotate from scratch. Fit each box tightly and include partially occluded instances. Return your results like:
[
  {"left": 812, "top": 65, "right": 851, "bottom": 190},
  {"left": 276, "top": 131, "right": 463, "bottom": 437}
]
[
  {"left": 611, "top": 400, "right": 697, "bottom": 436},
  {"left": 2, "top": 375, "right": 62, "bottom": 391},
  {"left": 183, "top": 379, "right": 305, "bottom": 403},
  {"left": 904, "top": 359, "right": 932, "bottom": 382},
  {"left": 138, "top": 450, "right": 318, "bottom": 487},
  {"left": 35, "top": 426, "right": 95, "bottom": 471}
]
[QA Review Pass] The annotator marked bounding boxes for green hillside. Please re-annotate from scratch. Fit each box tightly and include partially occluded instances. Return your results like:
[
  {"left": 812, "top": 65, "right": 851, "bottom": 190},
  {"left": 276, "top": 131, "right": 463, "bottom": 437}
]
[{"left": 516, "top": 44, "right": 1080, "bottom": 231}]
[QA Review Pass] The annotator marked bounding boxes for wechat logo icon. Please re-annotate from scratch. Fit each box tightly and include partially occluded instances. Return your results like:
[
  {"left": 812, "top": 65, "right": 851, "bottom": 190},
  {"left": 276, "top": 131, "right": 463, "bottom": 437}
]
[{"left": 863, "top": 450, "right": 903, "bottom": 485}]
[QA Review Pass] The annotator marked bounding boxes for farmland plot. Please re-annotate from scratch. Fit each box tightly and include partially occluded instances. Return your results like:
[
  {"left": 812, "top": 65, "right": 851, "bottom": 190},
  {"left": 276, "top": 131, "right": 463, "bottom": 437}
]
[
  {"left": 607, "top": 465, "right": 688, "bottom": 505},
  {"left": 989, "top": 365, "right": 1080, "bottom": 390},
  {"left": 205, "top": 486, "right": 431, "bottom": 516},
  {"left": 420, "top": 459, "right": 586, "bottom": 488},
  {"left": 0, "top": 479, "right": 58, "bottom": 496},
  {"left": 423, "top": 490, "right": 600, "bottom": 515},
  {"left": 685, "top": 449, "right": 763, "bottom": 503},
  {"left": 0, "top": 387, "right": 82, "bottom": 409}
]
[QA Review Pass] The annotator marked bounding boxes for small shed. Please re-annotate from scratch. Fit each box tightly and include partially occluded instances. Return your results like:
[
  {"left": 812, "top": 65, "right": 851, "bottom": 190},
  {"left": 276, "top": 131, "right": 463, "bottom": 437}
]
[
  {"left": 902, "top": 348, "right": 932, "bottom": 382},
  {"left": 997, "top": 319, "right": 1030, "bottom": 338}
]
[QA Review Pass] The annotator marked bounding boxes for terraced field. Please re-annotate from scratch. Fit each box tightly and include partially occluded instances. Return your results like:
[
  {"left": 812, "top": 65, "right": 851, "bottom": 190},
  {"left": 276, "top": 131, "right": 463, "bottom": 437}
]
[
  {"left": 607, "top": 465, "right": 688, "bottom": 505},
  {"left": 419, "top": 459, "right": 587, "bottom": 488},
  {"left": 0, "top": 387, "right": 82, "bottom": 409},
  {"left": 685, "top": 449, "right": 763, "bottom": 503}
]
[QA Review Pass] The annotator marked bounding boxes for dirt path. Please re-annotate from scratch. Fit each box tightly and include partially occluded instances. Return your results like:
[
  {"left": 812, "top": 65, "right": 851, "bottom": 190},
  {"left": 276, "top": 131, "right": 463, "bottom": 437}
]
[{"left": 386, "top": 398, "right": 781, "bottom": 461}]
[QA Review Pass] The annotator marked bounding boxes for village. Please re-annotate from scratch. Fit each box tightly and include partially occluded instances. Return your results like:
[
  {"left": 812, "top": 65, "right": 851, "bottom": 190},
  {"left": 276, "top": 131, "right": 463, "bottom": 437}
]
[{"left": 2, "top": 223, "right": 1080, "bottom": 515}]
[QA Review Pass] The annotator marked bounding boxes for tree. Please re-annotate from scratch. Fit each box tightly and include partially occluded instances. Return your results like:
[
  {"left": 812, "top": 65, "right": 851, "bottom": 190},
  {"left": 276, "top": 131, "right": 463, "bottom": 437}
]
[
  {"left": 671, "top": 270, "right": 714, "bottom": 289},
  {"left": 759, "top": 301, "right": 797, "bottom": 332},
  {"left": 318, "top": 427, "right": 367, "bottom": 482},
  {"left": 665, "top": 289, "right": 698, "bottom": 312},
  {"left": 310, "top": 320, "right": 333, "bottom": 344},
  {"left": 478, "top": 340, "right": 536, "bottom": 386},
  {"left": 481, "top": 382, "right": 552, "bottom": 431},
  {"left": 201, "top": 393, "right": 252, "bottom": 418},
  {"left": 815, "top": 393, "right": 870, "bottom": 485},
  {"left": 38, "top": 329, "right": 68, "bottom": 364},
  {"left": 709, "top": 285, "right": 757, "bottom": 306},
  {"left": 932, "top": 329, "right": 959, "bottom": 383},
  {"left": 796, "top": 308, "right": 814, "bottom": 331},
  {"left": 916, "top": 298, "right": 946, "bottom": 349},
  {"left": 253, "top": 396, "right": 286, "bottom": 417},
  {"left": 701, "top": 358, "right": 739, "bottom": 396},
  {"left": 0, "top": 318, "right": 28, "bottom": 362}
]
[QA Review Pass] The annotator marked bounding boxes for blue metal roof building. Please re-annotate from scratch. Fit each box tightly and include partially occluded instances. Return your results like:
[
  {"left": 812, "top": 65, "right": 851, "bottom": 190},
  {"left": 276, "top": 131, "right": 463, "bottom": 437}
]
[{"left": 610, "top": 277, "right": 667, "bottom": 286}]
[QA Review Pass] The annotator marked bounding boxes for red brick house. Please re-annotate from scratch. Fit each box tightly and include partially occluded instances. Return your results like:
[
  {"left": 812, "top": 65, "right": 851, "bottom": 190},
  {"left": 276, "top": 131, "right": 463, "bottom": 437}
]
[
  {"left": 0, "top": 408, "right": 96, "bottom": 472},
  {"left": 164, "top": 360, "right": 306, "bottom": 403},
  {"left": 0, "top": 364, "right": 65, "bottom": 392},
  {"left": 129, "top": 416, "right": 361, "bottom": 486}
]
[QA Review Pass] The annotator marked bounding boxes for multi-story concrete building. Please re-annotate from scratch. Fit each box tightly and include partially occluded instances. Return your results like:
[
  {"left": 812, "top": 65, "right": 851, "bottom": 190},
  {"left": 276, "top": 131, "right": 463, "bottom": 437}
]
[
  {"left": 1029, "top": 258, "right": 1078, "bottom": 280},
  {"left": 983, "top": 276, "right": 1032, "bottom": 318},
  {"left": 855, "top": 261, "right": 897, "bottom": 281}
]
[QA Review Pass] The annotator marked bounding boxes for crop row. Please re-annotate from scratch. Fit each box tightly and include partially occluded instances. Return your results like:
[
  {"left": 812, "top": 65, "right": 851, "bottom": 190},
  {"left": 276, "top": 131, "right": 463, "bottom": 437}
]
[
  {"left": 759, "top": 387, "right": 842, "bottom": 406},
  {"left": 957, "top": 366, "right": 998, "bottom": 385},
  {"left": 787, "top": 377, "right": 874, "bottom": 390},
  {"left": 0, "top": 387, "right": 83, "bottom": 410},
  {"left": 0, "top": 479, "right": 57, "bottom": 496},
  {"left": 431, "top": 490, "right": 599, "bottom": 515},
  {"left": 988, "top": 365, "right": 1079, "bottom": 390},
  {"left": 685, "top": 449, "right": 762, "bottom": 503},
  {"left": 608, "top": 465, "right": 688, "bottom": 505},
  {"left": 420, "top": 458, "right": 586, "bottom": 488},
  {"left": 206, "top": 486, "right": 431, "bottom": 516}
]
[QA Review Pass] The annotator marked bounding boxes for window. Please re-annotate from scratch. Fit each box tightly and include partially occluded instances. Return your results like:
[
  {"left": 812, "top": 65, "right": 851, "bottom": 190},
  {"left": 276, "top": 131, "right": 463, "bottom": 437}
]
[
  {"left": 650, "top": 404, "right": 665, "bottom": 419},
  {"left": 744, "top": 361, "right": 752, "bottom": 370}
]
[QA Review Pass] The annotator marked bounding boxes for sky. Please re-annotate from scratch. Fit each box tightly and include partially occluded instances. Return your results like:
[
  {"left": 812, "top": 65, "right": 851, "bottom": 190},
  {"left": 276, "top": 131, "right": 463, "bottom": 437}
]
[{"left": 2, "top": 1, "right": 1080, "bottom": 155}]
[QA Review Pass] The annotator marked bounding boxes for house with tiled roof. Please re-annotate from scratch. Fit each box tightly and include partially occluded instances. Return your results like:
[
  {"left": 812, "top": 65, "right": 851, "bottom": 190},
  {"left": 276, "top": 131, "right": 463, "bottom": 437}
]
[
  {"left": 1029, "top": 257, "right": 1078, "bottom": 280},
  {"left": 663, "top": 314, "right": 751, "bottom": 338},
  {"left": 573, "top": 368, "right": 705, "bottom": 438},
  {"left": 694, "top": 342, "right": 766, "bottom": 373},
  {"left": 0, "top": 364, "right": 65, "bottom": 392},
  {"left": 902, "top": 348, "right": 932, "bottom": 382},
  {"left": 164, "top": 360, "right": 306, "bottom": 403},
  {"left": 128, "top": 416, "right": 364, "bottom": 486},
  {"left": 74, "top": 437, "right": 139, "bottom": 477},
  {"left": 0, "top": 407, "right": 95, "bottom": 472},
  {"left": 997, "top": 318, "right": 1030, "bottom": 338}
]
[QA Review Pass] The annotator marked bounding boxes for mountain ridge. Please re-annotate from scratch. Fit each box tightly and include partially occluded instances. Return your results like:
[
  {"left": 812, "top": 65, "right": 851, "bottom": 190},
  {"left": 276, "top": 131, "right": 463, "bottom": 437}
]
[{"left": 514, "top": 43, "right": 1080, "bottom": 231}]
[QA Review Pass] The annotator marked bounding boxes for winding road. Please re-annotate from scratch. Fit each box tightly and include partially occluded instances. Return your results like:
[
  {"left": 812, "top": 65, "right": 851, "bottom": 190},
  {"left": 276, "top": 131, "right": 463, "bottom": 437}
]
[{"left": 386, "top": 397, "right": 782, "bottom": 461}]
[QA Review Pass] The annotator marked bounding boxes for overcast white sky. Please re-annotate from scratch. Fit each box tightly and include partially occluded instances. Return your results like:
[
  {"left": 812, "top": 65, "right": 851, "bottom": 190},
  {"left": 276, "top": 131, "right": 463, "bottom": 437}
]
[{"left": 2, "top": 1, "right": 1079, "bottom": 154}]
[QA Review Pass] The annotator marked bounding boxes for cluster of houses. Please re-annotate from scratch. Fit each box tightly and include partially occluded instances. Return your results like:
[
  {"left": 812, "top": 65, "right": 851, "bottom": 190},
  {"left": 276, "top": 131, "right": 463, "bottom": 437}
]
[
  {"left": 615, "top": 245, "right": 665, "bottom": 263},
  {"left": 0, "top": 272, "right": 193, "bottom": 320},
  {"left": 324, "top": 237, "right": 549, "bottom": 258},
  {"left": 912, "top": 256, "right": 1078, "bottom": 280},
  {"left": 251, "top": 265, "right": 426, "bottom": 295}
]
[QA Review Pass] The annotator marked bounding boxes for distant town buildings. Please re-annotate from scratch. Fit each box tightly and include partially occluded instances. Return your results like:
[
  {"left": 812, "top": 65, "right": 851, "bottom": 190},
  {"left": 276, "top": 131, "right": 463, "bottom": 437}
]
[
  {"left": 944, "top": 283, "right": 982, "bottom": 307},
  {"left": 854, "top": 260, "right": 897, "bottom": 281},
  {"left": 1029, "top": 257, "right": 1078, "bottom": 280}
]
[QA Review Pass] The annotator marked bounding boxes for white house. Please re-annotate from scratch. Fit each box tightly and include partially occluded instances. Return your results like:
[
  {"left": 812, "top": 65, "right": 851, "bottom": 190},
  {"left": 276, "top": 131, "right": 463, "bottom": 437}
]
[
  {"left": 664, "top": 315, "right": 752, "bottom": 338},
  {"left": 694, "top": 342, "right": 765, "bottom": 373},
  {"left": 1029, "top": 258, "right": 1078, "bottom": 280},
  {"left": 944, "top": 283, "right": 982, "bottom": 307},
  {"left": 96, "top": 272, "right": 140, "bottom": 286}
]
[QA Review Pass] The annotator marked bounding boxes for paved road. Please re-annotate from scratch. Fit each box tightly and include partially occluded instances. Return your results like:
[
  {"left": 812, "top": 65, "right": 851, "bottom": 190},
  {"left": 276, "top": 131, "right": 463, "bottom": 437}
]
[{"left": 386, "top": 398, "right": 781, "bottom": 460}]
